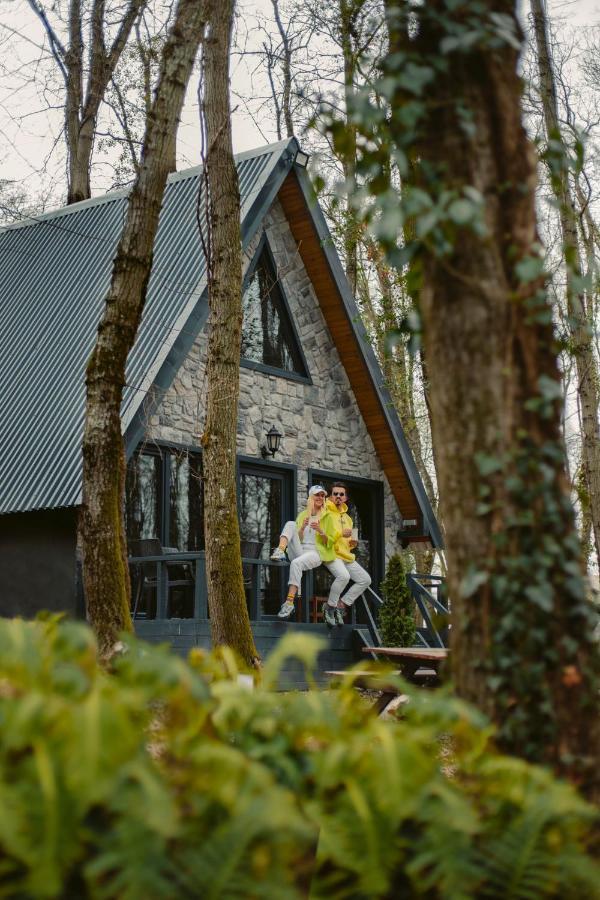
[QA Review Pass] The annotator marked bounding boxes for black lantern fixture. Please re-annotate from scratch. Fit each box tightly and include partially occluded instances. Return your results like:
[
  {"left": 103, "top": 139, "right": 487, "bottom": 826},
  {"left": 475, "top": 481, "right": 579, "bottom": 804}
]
[
  {"left": 261, "top": 425, "right": 282, "bottom": 459},
  {"left": 397, "top": 518, "right": 419, "bottom": 549},
  {"left": 294, "top": 149, "right": 310, "bottom": 169}
]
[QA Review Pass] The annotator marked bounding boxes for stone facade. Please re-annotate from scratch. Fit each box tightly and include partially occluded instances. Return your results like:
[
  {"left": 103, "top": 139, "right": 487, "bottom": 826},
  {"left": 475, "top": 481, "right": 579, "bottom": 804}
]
[{"left": 146, "top": 200, "right": 405, "bottom": 566}]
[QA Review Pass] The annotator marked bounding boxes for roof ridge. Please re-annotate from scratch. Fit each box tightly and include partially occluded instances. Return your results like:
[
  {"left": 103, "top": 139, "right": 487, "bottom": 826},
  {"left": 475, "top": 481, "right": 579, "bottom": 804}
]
[{"left": 0, "top": 137, "right": 299, "bottom": 235}]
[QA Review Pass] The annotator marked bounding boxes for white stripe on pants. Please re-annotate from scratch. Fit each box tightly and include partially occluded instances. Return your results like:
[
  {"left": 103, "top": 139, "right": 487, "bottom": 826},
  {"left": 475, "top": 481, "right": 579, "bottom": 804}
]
[
  {"left": 280, "top": 520, "right": 321, "bottom": 588},
  {"left": 325, "top": 558, "right": 371, "bottom": 606}
]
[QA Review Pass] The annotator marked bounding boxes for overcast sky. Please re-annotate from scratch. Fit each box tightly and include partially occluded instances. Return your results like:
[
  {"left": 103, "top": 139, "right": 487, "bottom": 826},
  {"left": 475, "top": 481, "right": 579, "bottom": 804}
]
[{"left": 0, "top": 0, "right": 599, "bottom": 206}]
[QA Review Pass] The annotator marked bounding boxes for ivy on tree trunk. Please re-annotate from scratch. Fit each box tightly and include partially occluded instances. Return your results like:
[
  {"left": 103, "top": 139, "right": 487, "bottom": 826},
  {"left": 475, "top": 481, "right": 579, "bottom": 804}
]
[
  {"left": 385, "top": 0, "right": 599, "bottom": 799},
  {"left": 326, "top": 0, "right": 599, "bottom": 800}
]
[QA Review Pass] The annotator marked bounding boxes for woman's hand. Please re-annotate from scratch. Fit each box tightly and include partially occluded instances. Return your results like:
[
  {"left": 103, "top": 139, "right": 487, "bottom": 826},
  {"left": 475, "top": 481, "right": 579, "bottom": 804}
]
[{"left": 310, "top": 520, "right": 322, "bottom": 534}]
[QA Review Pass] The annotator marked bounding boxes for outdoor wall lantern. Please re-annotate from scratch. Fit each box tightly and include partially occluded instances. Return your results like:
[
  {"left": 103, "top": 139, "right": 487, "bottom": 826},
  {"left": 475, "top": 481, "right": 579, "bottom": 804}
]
[
  {"left": 397, "top": 518, "right": 419, "bottom": 549},
  {"left": 294, "top": 149, "right": 310, "bottom": 168},
  {"left": 261, "top": 425, "right": 283, "bottom": 459}
]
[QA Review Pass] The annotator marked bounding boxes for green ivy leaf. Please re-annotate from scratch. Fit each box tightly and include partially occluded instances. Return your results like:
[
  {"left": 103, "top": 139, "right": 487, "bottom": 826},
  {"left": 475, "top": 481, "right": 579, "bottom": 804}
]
[
  {"left": 475, "top": 453, "right": 503, "bottom": 476},
  {"left": 460, "top": 568, "right": 489, "bottom": 598},
  {"left": 524, "top": 585, "right": 553, "bottom": 612},
  {"left": 397, "top": 63, "right": 435, "bottom": 96},
  {"left": 515, "top": 255, "right": 545, "bottom": 284},
  {"left": 415, "top": 210, "right": 440, "bottom": 237},
  {"left": 537, "top": 375, "right": 562, "bottom": 401},
  {"left": 447, "top": 198, "right": 476, "bottom": 224}
]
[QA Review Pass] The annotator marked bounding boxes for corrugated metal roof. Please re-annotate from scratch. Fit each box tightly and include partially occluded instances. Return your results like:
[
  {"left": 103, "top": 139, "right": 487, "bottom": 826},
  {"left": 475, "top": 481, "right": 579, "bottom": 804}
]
[{"left": 0, "top": 139, "right": 297, "bottom": 514}]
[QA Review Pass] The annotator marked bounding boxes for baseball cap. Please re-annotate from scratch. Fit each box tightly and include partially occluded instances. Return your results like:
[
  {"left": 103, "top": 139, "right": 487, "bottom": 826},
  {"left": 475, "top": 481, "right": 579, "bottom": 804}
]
[{"left": 309, "top": 485, "right": 327, "bottom": 496}]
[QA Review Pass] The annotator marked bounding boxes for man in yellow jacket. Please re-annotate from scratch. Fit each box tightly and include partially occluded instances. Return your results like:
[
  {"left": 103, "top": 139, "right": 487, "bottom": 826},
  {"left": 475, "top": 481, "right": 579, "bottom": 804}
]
[
  {"left": 322, "top": 482, "right": 371, "bottom": 627},
  {"left": 271, "top": 485, "right": 337, "bottom": 619}
]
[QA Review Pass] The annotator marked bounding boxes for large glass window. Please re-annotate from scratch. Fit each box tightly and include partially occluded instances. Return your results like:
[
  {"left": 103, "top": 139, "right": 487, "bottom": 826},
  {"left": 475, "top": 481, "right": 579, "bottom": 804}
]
[
  {"left": 238, "top": 463, "right": 294, "bottom": 617},
  {"left": 241, "top": 246, "right": 307, "bottom": 377},
  {"left": 126, "top": 446, "right": 203, "bottom": 621},
  {"left": 125, "top": 453, "right": 162, "bottom": 542},
  {"left": 169, "top": 451, "right": 204, "bottom": 551},
  {"left": 126, "top": 446, "right": 203, "bottom": 551}
]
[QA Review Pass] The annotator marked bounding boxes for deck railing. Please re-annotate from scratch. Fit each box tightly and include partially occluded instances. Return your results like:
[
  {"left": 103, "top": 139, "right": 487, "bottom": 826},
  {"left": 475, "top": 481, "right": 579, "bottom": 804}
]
[
  {"left": 128, "top": 552, "right": 449, "bottom": 649},
  {"left": 129, "top": 552, "right": 295, "bottom": 622},
  {"left": 406, "top": 573, "right": 449, "bottom": 648},
  {"left": 128, "top": 551, "right": 207, "bottom": 619}
]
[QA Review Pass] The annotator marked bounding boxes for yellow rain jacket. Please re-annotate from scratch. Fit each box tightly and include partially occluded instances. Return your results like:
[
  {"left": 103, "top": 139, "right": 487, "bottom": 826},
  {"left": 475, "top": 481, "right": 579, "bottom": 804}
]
[
  {"left": 295, "top": 507, "right": 337, "bottom": 562},
  {"left": 325, "top": 499, "right": 355, "bottom": 562}
]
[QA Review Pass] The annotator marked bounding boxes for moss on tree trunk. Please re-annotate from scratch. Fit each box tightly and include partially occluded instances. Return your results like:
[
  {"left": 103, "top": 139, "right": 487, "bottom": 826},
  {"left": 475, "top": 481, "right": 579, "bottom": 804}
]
[
  {"left": 383, "top": 0, "right": 600, "bottom": 799},
  {"left": 201, "top": 0, "right": 260, "bottom": 669},
  {"left": 80, "top": 0, "right": 207, "bottom": 661}
]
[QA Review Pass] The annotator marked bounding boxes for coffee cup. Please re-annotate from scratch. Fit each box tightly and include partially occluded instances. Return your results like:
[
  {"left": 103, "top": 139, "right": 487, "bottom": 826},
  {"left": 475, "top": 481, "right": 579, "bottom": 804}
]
[{"left": 351, "top": 528, "right": 358, "bottom": 541}]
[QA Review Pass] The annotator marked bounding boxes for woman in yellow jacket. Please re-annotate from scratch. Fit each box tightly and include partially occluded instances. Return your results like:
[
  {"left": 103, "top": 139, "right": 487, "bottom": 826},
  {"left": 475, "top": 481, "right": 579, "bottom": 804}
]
[
  {"left": 322, "top": 482, "right": 371, "bottom": 627},
  {"left": 271, "top": 485, "right": 337, "bottom": 619}
]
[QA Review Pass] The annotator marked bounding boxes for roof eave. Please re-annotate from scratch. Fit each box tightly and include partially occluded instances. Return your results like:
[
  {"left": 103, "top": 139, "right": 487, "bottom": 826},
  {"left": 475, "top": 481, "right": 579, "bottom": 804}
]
[{"left": 289, "top": 166, "right": 444, "bottom": 549}]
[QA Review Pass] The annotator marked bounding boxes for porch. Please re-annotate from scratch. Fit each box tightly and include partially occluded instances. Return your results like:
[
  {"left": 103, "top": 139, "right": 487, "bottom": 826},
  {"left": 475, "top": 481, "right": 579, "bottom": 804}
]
[{"left": 128, "top": 547, "right": 448, "bottom": 685}]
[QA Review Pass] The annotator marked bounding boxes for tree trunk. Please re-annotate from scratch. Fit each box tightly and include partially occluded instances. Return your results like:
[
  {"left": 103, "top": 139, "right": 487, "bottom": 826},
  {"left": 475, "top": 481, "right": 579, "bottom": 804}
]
[
  {"left": 79, "top": 0, "right": 206, "bottom": 660},
  {"left": 339, "top": 0, "right": 359, "bottom": 295},
  {"left": 384, "top": 0, "right": 599, "bottom": 798},
  {"left": 360, "top": 233, "right": 439, "bottom": 571},
  {"left": 202, "top": 0, "right": 260, "bottom": 668},
  {"left": 272, "top": 0, "right": 295, "bottom": 138},
  {"left": 367, "top": 234, "right": 438, "bottom": 511},
  {"left": 28, "top": 0, "right": 146, "bottom": 204},
  {"left": 531, "top": 0, "right": 600, "bottom": 574},
  {"left": 64, "top": 0, "right": 86, "bottom": 203}
]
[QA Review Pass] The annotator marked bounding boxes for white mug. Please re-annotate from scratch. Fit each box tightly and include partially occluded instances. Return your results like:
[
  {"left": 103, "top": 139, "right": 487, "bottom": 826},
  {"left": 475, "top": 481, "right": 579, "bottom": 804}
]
[{"left": 351, "top": 528, "right": 358, "bottom": 541}]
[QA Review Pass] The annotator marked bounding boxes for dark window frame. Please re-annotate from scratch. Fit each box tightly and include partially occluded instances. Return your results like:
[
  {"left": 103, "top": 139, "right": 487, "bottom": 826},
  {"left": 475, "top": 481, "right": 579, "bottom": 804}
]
[
  {"left": 126, "top": 442, "right": 204, "bottom": 550},
  {"left": 236, "top": 455, "right": 297, "bottom": 526},
  {"left": 240, "top": 233, "right": 312, "bottom": 384},
  {"left": 236, "top": 456, "right": 297, "bottom": 618}
]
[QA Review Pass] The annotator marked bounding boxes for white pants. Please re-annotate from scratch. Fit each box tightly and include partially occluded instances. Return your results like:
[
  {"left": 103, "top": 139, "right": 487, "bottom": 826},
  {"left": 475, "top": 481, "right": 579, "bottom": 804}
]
[
  {"left": 325, "top": 558, "right": 371, "bottom": 606},
  {"left": 280, "top": 521, "right": 321, "bottom": 589}
]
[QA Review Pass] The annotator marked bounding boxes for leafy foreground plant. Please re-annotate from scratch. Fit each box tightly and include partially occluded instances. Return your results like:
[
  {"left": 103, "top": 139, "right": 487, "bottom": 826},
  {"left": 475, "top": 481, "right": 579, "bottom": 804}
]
[{"left": 0, "top": 618, "right": 597, "bottom": 899}]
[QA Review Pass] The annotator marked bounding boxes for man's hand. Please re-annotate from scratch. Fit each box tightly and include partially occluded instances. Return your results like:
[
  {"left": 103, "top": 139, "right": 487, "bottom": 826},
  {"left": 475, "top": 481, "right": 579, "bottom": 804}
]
[
  {"left": 342, "top": 528, "right": 352, "bottom": 538},
  {"left": 349, "top": 539, "right": 358, "bottom": 549}
]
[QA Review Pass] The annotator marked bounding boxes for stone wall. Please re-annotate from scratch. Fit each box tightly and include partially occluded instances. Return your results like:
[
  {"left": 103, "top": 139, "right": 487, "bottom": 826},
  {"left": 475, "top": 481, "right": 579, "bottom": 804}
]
[{"left": 147, "top": 199, "right": 405, "bottom": 565}]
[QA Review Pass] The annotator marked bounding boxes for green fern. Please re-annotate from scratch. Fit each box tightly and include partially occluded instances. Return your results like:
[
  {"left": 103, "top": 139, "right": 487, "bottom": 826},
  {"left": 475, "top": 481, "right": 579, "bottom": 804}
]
[{"left": 0, "top": 618, "right": 597, "bottom": 899}]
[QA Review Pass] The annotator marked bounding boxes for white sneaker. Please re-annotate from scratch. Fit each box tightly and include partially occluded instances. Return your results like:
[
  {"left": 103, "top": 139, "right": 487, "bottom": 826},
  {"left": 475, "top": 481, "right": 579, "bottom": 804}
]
[
  {"left": 323, "top": 603, "right": 337, "bottom": 627},
  {"left": 271, "top": 547, "right": 287, "bottom": 561},
  {"left": 278, "top": 600, "right": 295, "bottom": 619}
]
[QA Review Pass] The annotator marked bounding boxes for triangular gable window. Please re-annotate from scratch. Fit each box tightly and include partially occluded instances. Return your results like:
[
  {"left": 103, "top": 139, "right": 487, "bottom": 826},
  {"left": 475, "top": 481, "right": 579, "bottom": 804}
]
[{"left": 241, "top": 245, "right": 308, "bottom": 378}]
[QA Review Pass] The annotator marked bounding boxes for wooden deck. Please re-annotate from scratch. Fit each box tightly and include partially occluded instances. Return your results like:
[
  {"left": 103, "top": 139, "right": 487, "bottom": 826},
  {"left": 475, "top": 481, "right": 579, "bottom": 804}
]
[{"left": 134, "top": 618, "right": 357, "bottom": 689}]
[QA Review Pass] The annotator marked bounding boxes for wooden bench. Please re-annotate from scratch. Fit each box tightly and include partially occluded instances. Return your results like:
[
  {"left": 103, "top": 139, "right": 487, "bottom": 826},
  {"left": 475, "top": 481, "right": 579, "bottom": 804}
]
[
  {"left": 325, "top": 669, "right": 409, "bottom": 715},
  {"left": 361, "top": 647, "right": 449, "bottom": 683}
]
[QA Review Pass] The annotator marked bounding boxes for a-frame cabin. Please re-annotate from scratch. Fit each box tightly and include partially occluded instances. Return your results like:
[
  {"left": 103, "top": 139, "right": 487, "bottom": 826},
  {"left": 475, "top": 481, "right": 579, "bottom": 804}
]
[{"left": 0, "top": 138, "right": 442, "bottom": 677}]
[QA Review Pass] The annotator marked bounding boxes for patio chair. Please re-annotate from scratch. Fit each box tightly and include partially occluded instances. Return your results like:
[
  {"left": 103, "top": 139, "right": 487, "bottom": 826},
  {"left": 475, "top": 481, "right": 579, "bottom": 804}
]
[{"left": 129, "top": 538, "right": 195, "bottom": 619}]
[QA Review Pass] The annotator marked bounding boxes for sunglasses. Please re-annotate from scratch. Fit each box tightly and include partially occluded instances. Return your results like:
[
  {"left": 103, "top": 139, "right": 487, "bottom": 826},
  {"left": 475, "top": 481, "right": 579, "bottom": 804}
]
[{"left": 332, "top": 492, "right": 346, "bottom": 497}]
